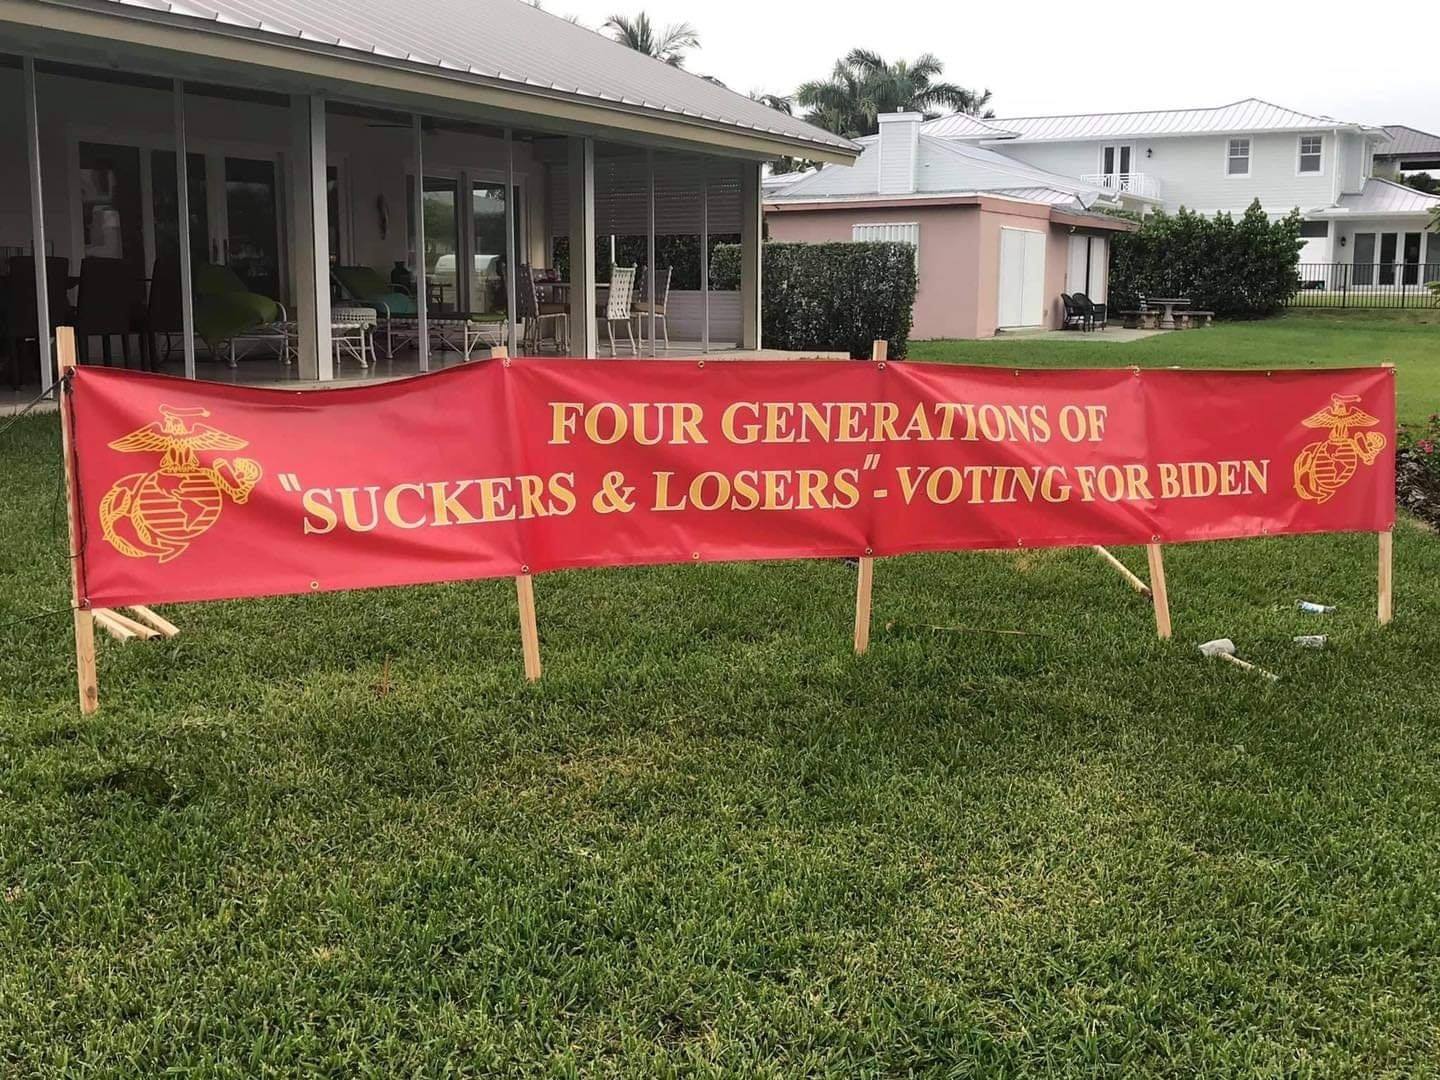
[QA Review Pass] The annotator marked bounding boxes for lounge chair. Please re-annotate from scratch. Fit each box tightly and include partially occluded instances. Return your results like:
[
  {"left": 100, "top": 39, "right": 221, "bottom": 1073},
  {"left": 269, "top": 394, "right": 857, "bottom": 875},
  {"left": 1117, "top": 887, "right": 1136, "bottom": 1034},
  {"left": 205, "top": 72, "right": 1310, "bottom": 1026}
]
[
  {"left": 193, "top": 263, "right": 284, "bottom": 366},
  {"left": 332, "top": 265, "right": 417, "bottom": 357}
]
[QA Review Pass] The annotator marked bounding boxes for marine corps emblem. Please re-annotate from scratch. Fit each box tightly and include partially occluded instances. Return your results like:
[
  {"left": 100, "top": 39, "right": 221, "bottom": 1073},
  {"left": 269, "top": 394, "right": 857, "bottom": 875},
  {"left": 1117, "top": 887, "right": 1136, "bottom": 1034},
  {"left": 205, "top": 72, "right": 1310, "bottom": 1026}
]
[
  {"left": 98, "top": 405, "right": 262, "bottom": 562},
  {"left": 1292, "top": 394, "right": 1387, "bottom": 504}
]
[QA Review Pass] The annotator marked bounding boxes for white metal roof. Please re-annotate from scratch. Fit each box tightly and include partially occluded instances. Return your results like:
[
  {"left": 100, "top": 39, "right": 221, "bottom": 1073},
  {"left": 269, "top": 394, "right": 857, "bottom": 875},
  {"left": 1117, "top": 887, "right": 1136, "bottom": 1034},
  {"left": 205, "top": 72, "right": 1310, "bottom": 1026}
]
[
  {"left": 914, "top": 113, "right": 1018, "bottom": 140},
  {"left": 1376, "top": 125, "right": 1440, "bottom": 158},
  {"left": 765, "top": 134, "right": 1102, "bottom": 209},
  {"left": 1314, "top": 177, "right": 1440, "bottom": 216},
  {"left": 929, "top": 97, "right": 1378, "bottom": 143},
  {"left": 58, "top": 0, "right": 858, "bottom": 155}
]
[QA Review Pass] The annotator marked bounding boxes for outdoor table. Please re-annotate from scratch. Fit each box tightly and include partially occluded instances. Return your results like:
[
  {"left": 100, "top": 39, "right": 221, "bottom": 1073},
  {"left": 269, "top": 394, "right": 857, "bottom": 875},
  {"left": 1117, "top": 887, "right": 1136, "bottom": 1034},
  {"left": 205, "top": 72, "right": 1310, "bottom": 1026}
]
[{"left": 1148, "top": 297, "right": 1191, "bottom": 330}]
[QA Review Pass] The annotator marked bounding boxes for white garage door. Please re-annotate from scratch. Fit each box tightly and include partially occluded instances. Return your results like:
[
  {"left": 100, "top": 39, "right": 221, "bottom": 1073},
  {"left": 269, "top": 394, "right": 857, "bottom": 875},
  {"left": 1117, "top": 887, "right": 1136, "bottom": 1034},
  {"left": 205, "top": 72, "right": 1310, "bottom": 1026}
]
[{"left": 998, "top": 227, "right": 1046, "bottom": 328}]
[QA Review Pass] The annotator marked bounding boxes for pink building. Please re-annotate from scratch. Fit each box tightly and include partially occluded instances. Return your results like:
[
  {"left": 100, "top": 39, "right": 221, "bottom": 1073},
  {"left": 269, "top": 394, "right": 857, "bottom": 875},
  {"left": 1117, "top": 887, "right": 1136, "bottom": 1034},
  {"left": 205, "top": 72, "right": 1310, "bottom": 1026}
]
[{"left": 765, "top": 112, "right": 1135, "bottom": 340}]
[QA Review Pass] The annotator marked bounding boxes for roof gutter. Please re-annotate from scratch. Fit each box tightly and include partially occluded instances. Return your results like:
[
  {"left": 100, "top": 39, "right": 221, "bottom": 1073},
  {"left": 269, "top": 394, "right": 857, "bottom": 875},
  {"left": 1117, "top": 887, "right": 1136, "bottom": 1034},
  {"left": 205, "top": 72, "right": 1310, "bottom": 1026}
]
[{"left": 2, "top": 0, "right": 860, "bottom": 164}]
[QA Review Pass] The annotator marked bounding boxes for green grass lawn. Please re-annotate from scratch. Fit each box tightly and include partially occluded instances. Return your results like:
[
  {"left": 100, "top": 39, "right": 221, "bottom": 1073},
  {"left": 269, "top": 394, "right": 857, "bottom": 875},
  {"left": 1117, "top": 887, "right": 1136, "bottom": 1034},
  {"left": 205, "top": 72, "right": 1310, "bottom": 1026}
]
[
  {"left": 912, "top": 309, "right": 1440, "bottom": 426},
  {"left": 3, "top": 312, "right": 1440, "bottom": 1075}
]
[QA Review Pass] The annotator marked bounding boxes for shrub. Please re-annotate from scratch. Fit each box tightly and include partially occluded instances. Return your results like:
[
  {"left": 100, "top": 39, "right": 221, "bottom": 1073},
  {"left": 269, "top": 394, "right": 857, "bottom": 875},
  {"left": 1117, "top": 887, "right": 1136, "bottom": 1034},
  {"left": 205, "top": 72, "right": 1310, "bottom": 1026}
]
[
  {"left": 1397, "top": 412, "right": 1440, "bottom": 527},
  {"left": 712, "top": 241, "right": 916, "bottom": 357},
  {"left": 1109, "top": 200, "right": 1304, "bottom": 319}
]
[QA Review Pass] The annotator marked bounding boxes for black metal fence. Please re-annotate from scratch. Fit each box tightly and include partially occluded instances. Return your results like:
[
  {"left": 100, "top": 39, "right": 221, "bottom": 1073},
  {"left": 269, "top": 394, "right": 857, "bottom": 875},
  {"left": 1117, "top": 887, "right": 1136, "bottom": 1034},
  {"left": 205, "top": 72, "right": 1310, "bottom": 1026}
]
[{"left": 1287, "top": 262, "right": 1440, "bottom": 309}]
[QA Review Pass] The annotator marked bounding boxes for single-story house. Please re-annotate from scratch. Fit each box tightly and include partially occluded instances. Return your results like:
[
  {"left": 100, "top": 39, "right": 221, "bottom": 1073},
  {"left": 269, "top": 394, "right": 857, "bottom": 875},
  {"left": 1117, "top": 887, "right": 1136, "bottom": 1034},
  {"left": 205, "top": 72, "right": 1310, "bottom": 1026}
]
[
  {"left": 764, "top": 111, "right": 1134, "bottom": 339},
  {"left": 0, "top": 0, "right": 858, "bottom": 393}
]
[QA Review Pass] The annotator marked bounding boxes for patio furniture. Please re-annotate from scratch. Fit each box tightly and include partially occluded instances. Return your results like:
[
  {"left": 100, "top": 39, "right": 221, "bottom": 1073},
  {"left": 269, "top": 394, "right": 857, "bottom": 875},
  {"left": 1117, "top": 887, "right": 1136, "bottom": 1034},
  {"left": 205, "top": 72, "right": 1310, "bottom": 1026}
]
[
  {"left": 75, "top": 257, "right": 146, "bottom": 368},
  {"left": 1060, "top": 293, "right": 1090, "bottom": 331},
  {"left": 597, "top": 266, "right": 637, "bottom": 356},
  {"left": 1072, "top": 292, "right": 1107, "bottom": 331},
  {"left": 332, "top": 265, "right": 417, "bottom": 358},
  {"left": 2, "top": 256, "right": 71, "bottom": 388},
  {"left": 275, "top": 306, "right": 375, "bottom": 370},
  {"left": 1119, "top": 310, "right": 1160, "bottom": 331},
  {"left": 193, "top": 263, "right": 284, "bottom": 366},
  {"left": 1187, "top": 310, "right": 1215, "bottom": 328},
  {"left": 1147, "top": 297, "right": 1190, "bottom": 330},
  {"left": 632, "top": 265, "right": 672, "bottom": 350},
  {"left": 517, "top": 263, "right": 568, "bottom": 353}
]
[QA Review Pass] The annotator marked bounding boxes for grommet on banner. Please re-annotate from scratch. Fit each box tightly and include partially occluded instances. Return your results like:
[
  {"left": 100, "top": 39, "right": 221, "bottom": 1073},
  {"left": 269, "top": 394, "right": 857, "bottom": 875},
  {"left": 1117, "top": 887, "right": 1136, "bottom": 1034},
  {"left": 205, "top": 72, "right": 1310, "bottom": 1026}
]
[
  {"left": 877, "top": 362, "right": 886, "bottom": 371},
  {"left": 310, "top": 580, "right": 319, "bottom": 590},
  {"left": 864, "top": 546, "right": 873, "bottom": 556},
  {"left": 696, "top": 360, "right": 705, "bottom": 369},
  {"left": 691, "top": 551, "right": 700, "bottom": 560},
  {"left": 520, "top": 564, "right": 530, "bottom": 575}
]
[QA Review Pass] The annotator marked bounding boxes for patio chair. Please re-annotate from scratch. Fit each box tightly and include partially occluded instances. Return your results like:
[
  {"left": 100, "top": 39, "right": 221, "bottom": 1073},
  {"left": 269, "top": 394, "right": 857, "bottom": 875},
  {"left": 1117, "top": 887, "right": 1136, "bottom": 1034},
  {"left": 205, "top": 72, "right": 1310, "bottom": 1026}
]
[
  {"left": 515, "top": 263, "right": 568, "bottom": 353},
  {"left": 75, "top": 257, "right": 146, "bottom": 368},
  {"left": 192, "top": 263, "right": 284, "bottom": 366},
  {"left": 1059, "top": 293, "right": 1090, "bottom": 331},
  {"left": 597, "top": 265, "right": 638, "bottom": 356},
  {"left": 2, "top": 256, "right": 71, "bottom": 389},
  {"left": 1073, "top": 292, "right": 1107, "bottom": 331},
  {"left": 332, "top": 265, "right": 417, "bottom": 357},
  {"left": 632, "top": 265, "right": 672, "bottom": 350}
]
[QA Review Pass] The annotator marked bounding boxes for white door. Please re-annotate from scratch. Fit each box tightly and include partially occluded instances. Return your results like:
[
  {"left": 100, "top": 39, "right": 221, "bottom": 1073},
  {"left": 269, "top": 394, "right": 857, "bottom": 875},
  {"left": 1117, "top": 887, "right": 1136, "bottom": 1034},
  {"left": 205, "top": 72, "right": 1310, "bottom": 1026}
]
[
  {"left": 998, "top": 227, "right": 1046, "bottom": 328},
  {"left": 1066, "top": 235, "right": 1088, "bottom": 295},
  {"left": 1087, "top": 236, "right": 1108, "bottom": 303}
]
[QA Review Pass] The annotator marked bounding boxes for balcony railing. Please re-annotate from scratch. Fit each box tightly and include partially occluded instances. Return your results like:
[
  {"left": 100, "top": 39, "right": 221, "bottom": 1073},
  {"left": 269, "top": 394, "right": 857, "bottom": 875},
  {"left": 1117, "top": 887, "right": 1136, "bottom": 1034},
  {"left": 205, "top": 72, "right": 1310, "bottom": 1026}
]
[{"left": 1081, "top": 172, "right": 1162, "bottom": 200}]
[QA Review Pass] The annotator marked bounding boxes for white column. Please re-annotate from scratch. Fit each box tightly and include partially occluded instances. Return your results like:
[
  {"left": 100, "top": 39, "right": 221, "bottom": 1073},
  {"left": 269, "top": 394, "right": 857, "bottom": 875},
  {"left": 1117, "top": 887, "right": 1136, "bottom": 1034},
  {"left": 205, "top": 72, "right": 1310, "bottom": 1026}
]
[
  {"left": 740, "top": 161, "right": 762, "bottom": 350},
  {"left": 646, "top": 149, "right": 656, "bottom": 356},
  {"left": 700, "top": 171, "right": 709, "bottom": 354},
  {"left": 22, "top": 57, "right": 52, "bottom": 392},
  {"left": 288, "top": 94, "right": 332, "bottom": 380},
  {"left": 174, "top": 80, "right": 197, "bottom": 378},
  {"left": 504, "top": 128, "right": 518, "bottom": 356},
  {"left": 567, "top": 137, "right": 596, "bottom": 358},
  {"left": 413, "top": 115, "right": 429, "bottom": 371}
]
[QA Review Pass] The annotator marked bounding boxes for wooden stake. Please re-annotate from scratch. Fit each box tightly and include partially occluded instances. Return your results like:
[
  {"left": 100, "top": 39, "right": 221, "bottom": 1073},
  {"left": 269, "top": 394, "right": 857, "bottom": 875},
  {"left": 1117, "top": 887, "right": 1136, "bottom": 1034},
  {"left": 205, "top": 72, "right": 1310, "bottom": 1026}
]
[
  {"left": 490, "top": 344, "right": 508, "bottom": 360},
  {"left": 93, "top": 609, "right": 139, "bottom": 642},
  {"left": 93, "top": 608, "right": 158, "bottom": 640},
  {"left": 851, "top": 338, "right": 886, "bottom": 655},
  {"left": 1146, "top": 542, "right": 1172, "bottom": 640},
  {"left": 127, "top": 605, "right": 180, "bottom": 638},
  {"left": 1378, "top": 529, "right": 1393, "bottom": 625},
  {"left": 515, "top": 573, "right": 541, "bottom": 681},
  {"left": 56, "top": 328, "right": 98, "bottom": 713},
  {"left": 853, "top": 555, "right": 874, "bottom": 654},
  {"left": 1092, "top": 545, "right": 1152, "bottom": 598}
]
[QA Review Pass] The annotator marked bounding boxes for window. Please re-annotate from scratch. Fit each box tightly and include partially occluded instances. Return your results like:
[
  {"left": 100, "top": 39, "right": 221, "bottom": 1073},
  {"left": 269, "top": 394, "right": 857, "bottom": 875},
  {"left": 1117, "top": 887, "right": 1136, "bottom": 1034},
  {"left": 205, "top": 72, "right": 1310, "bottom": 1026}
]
[
  {"left": 1298, "top": 135, "right": 1323, "bottom": 174},
  {"left": 1226, "top": 137, "right": 1251, "bottom": 176},
  {"left": 1299, "top": 220, "right": 1329, "bottom": 238},
  {"left": 853, "top": 222, "right": 919, "bottom": 269}
]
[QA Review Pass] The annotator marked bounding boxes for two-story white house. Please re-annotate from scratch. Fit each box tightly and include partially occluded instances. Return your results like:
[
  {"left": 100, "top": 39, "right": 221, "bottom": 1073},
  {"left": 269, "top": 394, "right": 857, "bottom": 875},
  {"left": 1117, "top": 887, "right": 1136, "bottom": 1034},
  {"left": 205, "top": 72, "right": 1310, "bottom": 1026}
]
[{"left": 933, "top": 98, "right": 1440, "bottom": 283}]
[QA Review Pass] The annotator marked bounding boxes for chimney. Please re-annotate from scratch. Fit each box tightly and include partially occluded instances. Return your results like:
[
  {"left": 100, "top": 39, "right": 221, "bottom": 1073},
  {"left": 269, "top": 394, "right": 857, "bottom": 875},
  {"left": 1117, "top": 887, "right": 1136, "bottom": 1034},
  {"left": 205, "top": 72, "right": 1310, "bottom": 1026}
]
[{"left": 877, "top": 110, "right": 922, "bottom": 195}]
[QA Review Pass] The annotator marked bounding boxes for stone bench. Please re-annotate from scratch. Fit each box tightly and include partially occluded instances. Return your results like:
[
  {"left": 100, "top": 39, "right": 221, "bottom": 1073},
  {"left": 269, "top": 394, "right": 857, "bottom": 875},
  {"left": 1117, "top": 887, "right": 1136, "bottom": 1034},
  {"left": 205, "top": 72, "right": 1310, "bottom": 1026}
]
[
  {"left": 1174, "top": 311, "right": 1215, "bottom": 329},
  {"left": 1120, "top": 310, "right": 1161, "bottom": 330}
]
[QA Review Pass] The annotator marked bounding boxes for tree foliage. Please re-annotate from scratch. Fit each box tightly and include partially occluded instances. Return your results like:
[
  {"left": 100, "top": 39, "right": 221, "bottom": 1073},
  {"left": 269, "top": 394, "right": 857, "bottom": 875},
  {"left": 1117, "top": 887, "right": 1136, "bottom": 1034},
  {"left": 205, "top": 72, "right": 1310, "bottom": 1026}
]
[
  {"left": 602, "top": 11, "right": 699, "bottom": 66},
  {"left": 1109, "top": 201, "right": 1304, "bottom": 319},
  {"left": 712, "top": 241, "right": 916, "bottom": 357},
  {"left": 793, "top": 50, "right": 991, "bottom": 139}
]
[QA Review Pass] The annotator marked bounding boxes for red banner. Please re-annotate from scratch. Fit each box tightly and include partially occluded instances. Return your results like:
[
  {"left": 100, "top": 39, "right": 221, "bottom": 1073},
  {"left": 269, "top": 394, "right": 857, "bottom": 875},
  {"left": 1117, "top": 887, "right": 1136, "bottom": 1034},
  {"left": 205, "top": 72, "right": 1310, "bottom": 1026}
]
[{"left": 65, "top": 360, "right": 1395, "bottom": 608}]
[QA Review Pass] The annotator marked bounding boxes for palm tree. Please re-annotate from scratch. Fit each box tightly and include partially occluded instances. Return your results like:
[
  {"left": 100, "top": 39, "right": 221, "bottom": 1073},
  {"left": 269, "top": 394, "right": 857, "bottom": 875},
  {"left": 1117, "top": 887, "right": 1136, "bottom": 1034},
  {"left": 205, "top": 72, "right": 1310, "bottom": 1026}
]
[
  {"left": 795, "top": 49, "right": 991, "bottom": 139},
  {"left": 602, "top": 12, "right": 700, "bottom": 67}
]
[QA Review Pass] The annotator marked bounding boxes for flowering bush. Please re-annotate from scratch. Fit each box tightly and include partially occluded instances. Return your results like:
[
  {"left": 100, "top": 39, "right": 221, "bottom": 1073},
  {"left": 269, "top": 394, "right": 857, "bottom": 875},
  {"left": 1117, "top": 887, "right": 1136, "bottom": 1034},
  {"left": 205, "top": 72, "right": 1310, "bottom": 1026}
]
[{"left": 1397, "top": 412, "right": 1440, "bottom": 526}]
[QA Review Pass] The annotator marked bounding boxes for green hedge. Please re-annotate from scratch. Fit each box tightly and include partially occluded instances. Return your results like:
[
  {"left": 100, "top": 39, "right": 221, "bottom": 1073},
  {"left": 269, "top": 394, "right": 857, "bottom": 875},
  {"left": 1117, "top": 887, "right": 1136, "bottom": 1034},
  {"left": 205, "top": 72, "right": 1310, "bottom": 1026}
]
[
  {"left": 1109, "top": 201, "right": 1303, "bottom": 319},
  {"left": 712, "top": 241, "right": 916, "bottom": 357}
]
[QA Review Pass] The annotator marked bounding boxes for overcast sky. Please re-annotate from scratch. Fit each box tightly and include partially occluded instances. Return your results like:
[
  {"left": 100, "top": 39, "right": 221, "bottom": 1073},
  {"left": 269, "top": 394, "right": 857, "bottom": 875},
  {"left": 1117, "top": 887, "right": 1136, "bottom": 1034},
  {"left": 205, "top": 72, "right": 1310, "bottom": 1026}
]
[{"left": 557, "top": 0, "right": 1440, "bottom": 134}]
